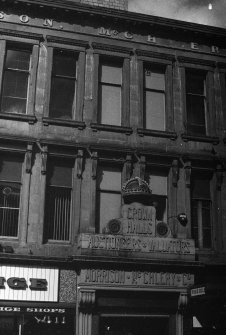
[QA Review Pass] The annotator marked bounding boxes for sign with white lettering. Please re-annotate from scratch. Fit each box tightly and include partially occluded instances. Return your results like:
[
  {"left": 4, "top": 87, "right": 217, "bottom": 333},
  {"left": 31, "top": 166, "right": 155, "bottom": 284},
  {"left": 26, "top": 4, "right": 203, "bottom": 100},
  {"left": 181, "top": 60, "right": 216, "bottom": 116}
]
[
  {"left": 79, "top": 269, "right": 194, "bottom": 288},
  {"left": 190, "top": 287, "right": 205, "bottom": 297},
  {"left": 0, "top": 266, "right": 59, "bottom": 302}
]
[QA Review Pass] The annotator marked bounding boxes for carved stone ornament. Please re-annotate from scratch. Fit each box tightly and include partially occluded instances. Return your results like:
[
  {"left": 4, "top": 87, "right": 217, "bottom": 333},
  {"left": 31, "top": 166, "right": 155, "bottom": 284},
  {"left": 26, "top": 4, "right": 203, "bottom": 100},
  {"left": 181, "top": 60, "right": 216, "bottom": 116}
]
[
  {"left": 25, "top": 143, "right": 33, "bottom": 174},
  {"left": 78, "top": 289, "right": 96, "bottom": 309}
]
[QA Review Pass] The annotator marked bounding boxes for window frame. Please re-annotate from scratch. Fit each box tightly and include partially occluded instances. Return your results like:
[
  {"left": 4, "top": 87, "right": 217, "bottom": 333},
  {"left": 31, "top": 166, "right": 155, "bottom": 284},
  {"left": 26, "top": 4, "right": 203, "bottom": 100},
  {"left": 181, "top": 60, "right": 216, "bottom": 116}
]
[
  {"left": 43, "top": 152, "right": 76, "bottom": 243},
  {"left": 96, "top": 161, "right": 123, "bottom": 234},
  {"left": 91, "top": 44, "right": 131, "bottom": 133},
  {"left": 0, "top": 143, "right": 29, "bottom": 242},
  {"left": 144, "top": 166, "right": 169, "bottom": 223},
  {"left": 180, "top": 60, "right": 216, "bottom": 141},
  {"left": 191, "top": 170, "right": 213, "bottom": 250},
  {"left": 0, "top": 37, "right": 40, "bottom": 123},
  {"left": 43, "top": 36, "right": 87, "bottom": 127},
  {"left": 136, "top": 53, "right": 175, "bottom": 138}
]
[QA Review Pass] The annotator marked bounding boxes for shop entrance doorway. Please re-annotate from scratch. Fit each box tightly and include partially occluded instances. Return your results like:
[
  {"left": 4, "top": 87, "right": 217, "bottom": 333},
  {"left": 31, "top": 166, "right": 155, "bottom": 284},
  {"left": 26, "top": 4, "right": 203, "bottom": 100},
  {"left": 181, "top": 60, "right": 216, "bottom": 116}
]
[{"left": 100, "top": 315, "right": 170, "bottom": 335}]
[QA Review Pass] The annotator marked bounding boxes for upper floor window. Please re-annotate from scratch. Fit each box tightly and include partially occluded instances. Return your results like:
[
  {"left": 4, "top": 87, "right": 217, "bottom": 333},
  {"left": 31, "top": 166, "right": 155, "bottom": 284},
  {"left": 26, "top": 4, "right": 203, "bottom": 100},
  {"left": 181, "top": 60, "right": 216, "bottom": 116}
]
[
  {"left": 0, "top": 155, "right": 23, "bottom": 237},
  {"left": 1, "top": 47, "right": 31, "bottom": 114},
  {"left": 98, "top": 58, "right": 122, "bottom": 126},
  {"left": 96, "top": 165, "right": 122, "bottom": 233},
  {"left": 49, "top": 49, "right": 78, "bottom": 119},
  {"left": 191, "top": 174, "right": 212, "bottom": 249},
  {"left": 44, "top": 157, "right": 73, "bottom": 241},
  {"left": 143, "top": 65, "right": 166, "bottom": 131},
  {"left": 145, "top": 170, "right": 168, "bottom": 222},
  {"left": 186, "top": 70, "right": 207, "bottom": 136}
]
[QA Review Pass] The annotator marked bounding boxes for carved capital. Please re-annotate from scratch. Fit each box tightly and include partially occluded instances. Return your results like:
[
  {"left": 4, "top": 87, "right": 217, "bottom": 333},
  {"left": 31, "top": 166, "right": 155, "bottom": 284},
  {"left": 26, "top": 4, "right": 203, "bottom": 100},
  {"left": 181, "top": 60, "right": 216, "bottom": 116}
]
[
  {"left": 125, "top": 154, "right": 132, "bottom": 180},
  {"left": 91, "top": 152, "right": 98, "bottom": 180},
  {"left": 41, "top": 146, "right": 48, "bottom": 175},
  {"left": 78, "top": 289, "right": 96, "bottom": 310},
  {"left": 77, "top": 149, "right": 84, "bottom": 179},
  {"left": 184, "top": 161, "right": 191, "bottom": 188},
  {"left": 172, "top": 159, "right": 179, "bottom": 187},
  {"left": 25, "top": 143, "right": 33, "bottom": 174},
  {"left": 178, "top": 292, "right": 188, "bottom": 313}
]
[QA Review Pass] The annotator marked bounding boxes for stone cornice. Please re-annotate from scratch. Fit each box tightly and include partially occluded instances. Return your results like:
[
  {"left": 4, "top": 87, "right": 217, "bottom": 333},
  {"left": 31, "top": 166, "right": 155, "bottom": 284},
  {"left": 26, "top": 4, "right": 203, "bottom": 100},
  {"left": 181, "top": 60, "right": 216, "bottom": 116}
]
[{"left": 4, "top": 0, "right": 226, "bottom": 39}]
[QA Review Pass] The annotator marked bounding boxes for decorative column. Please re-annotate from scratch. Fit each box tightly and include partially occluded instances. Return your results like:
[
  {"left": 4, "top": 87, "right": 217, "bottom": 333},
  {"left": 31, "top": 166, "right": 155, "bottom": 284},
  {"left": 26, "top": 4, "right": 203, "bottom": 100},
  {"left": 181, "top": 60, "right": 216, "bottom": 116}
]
[
  {"left": 177, "top": 292, "right": 188, "bottom": 335},
  {"left": 77, "top": 289, "right": 96, "bottom": 335}
]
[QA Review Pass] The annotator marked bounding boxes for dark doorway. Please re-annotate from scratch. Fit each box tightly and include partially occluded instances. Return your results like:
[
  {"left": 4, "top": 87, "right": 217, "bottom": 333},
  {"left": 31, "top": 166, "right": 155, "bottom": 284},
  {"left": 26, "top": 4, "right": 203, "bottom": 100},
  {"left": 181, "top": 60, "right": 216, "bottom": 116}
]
[{"left": 100, "top": 316, "right": 169, "bottom": 335}]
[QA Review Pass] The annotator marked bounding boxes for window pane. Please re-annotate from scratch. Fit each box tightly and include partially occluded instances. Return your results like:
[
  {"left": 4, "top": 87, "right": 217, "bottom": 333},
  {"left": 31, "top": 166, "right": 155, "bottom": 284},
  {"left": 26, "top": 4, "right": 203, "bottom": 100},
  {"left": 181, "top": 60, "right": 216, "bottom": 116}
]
[
  {"left": 100, "top": 85, "right": 121, "bottom": 125},
  {"left": 45, "top": 186, "right": 71, "bottom": 241},
  {"left": 47, "top": 159, "right": 73, "bottom": 187},
  {"left": 147, "top": 174, "right": 167, "bottom": 196},
  {"left": 53, "top": 51, "right": 77, "bottom": 77},
  {"left": 145, "top": 68, "right": 165, "bottom": 90},
  {"left": 97, "top": 167, "right": 121, "bottom": 191},
  {"left": 1, "top": 71, "right": 28, "bottom": 114},
  {"left": 100, "top": 62, "right": 122, "bottom": 85},
  {"left": 192, "top": 177, "right": 210, "bottom": 199},
  {"left": 0, "top": 156, "right": 23, "bottom": 182},
  {"left": 186, "top": 72, "right": 205, "bottom": 95},
  {"left": 151, "top": 194, "right": 167, "bottom": 221},
  {"left": 50, "top": 77, "right": 76, "bottom": 119},
  {"left": 5, "top": 49, "right": 30, "bottom": 70},
  {"left": 98, "top": 192, "right": 121, "bottom": 233},
  {"left": 144, "top": 91, "right": 165, "bottom": 130}
]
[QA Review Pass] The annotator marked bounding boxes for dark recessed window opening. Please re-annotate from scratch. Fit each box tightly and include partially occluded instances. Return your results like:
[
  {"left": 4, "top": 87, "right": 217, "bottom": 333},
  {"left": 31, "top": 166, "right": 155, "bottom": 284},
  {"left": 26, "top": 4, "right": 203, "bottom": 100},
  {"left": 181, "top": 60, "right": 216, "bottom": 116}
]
[
  {"left": 186, "top": 70, "right": 207, "bottom": 136},
  {"left": 49, "top": 49, "right": 77, "bottom": 119}
]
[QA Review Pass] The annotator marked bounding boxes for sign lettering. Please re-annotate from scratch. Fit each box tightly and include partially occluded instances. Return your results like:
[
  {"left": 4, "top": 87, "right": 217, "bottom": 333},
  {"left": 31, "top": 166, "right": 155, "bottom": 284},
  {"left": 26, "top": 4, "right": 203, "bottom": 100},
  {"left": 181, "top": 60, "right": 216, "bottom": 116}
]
[
  {"left": 80, "top": 269, "right": 194, "bottom": 288},
  {"left": 0, "top": 277, "right": 47, "bottom": 291}
]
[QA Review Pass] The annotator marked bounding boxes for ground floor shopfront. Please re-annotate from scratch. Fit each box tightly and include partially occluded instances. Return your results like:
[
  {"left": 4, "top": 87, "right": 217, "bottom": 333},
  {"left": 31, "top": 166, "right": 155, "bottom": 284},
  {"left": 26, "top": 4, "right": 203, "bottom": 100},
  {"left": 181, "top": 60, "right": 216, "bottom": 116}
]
[{"left": 1, "top": 260, "right": 224, "bottom": 335}]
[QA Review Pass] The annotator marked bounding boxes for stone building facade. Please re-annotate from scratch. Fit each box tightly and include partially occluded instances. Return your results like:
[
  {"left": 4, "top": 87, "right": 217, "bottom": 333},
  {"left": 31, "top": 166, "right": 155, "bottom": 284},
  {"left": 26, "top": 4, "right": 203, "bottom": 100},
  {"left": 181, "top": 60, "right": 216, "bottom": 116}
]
[{"left": 0, "top": 0, "right": 225, "bottom": 334}]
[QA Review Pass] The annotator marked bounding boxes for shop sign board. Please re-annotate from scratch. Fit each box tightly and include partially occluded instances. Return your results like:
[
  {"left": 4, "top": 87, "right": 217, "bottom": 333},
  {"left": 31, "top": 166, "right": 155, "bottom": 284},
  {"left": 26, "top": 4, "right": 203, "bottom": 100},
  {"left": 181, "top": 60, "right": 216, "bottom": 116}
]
[
  {"left": 0, "top": 265, "right": 59, "bottom": 302},
  {"left": 78, "top": 234, "right": 195, "bottom": 260},
  {"left": 190, "top": 286, "right": 205, "bottom": 297},
  {"left": 79, "top": 269, "right": 194, "bottom": 288}
]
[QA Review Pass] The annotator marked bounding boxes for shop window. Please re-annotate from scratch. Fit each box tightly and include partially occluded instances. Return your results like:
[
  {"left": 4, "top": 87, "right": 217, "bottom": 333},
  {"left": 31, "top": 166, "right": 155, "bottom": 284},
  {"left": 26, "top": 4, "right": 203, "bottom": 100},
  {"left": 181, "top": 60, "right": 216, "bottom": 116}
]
[
  {"left": 0, "top": 312, "right": 74, "bottom": 335},
  {"left": 191, "top": 174, "right": 212, "bottom": 249},
  {"left": 186, "top": 70, "right": 207, "bottom": 136},
  {"left": 98, "top": 58, "right": 122, "bottom": 126},
  {"left": 44, "top": 158, "right": 73, "bottom": 241},
  {"left": 145, "top": 171, "right": 168, "bottom": 222},
  {"left": 0, "top": 155, "right": 23, "bottom": 237},
  {"left": 49, "top": 49, "right": 78, "bottom": 119},
  {"left": 143, "top": 64, "right": 166, "bottom": 131},
  {"left": 0, "top": 47, "right": 31, "bottom": 114},
  {"left": 96, "top": 165, "right": 122, "bottom": 233}
]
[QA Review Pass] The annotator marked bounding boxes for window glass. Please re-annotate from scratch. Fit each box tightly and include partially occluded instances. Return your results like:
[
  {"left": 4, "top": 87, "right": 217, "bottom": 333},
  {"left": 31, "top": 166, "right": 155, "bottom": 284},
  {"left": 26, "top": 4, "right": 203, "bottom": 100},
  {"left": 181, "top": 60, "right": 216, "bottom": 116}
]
[
  {"left": 145, "top": 68, "right": 165, "bottom": 90},
  {"left": 144, "top": 91, "right": 165, "bottom": 131},
  {"left": 144, "top": 65, "right": 166, "bottom": 131},
  {"left": 49, "top": 50, "right": 77, "bottom": 119},
  {"left": 186, "top": 70, "right": 207, "bottom": 135},
  {"left": 145, "top": 172, "right": 168, "bottom": 222},
  {"left": 99, "top": 59, "right": 122, "bottom": 126},
  {"left": 191, "top": 175, "right": 212, "bottom": 248},
  {"left": 1, "top": 48, "right": 31, "bottom": 114},
  {"left": 45, "top": 158, "right": 73, "bottom": 241},
  {"left": 99, "top": 85, "right": 121, "bottom": 125},
  {"left": 5, "top": 49, "right": 30, "bottom": 71},
  {"left": 0, "top": 155, "right": 22, "bottom": 237},
  {"left": 97, "top": 166, "right": 121, "bottom": 233}
]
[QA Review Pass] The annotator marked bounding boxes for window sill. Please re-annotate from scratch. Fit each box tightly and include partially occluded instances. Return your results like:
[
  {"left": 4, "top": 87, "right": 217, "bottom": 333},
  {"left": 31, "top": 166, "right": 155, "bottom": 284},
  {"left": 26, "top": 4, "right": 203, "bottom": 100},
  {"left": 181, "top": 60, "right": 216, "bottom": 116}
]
[
  {"left": 181, "top": 133, "right": 219, "bottom": 144},
  {"left": 0, "top": 112, "right": 36, "bottom": 124},
  {"left": 91, "top": 123, "right": 133, "bottom": 135},
  {"left": 137, "top": 128, "right": 177, "bottom": 140},
  {"left": 43, "top": 117, "right": 85, "bottom": 129}
]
